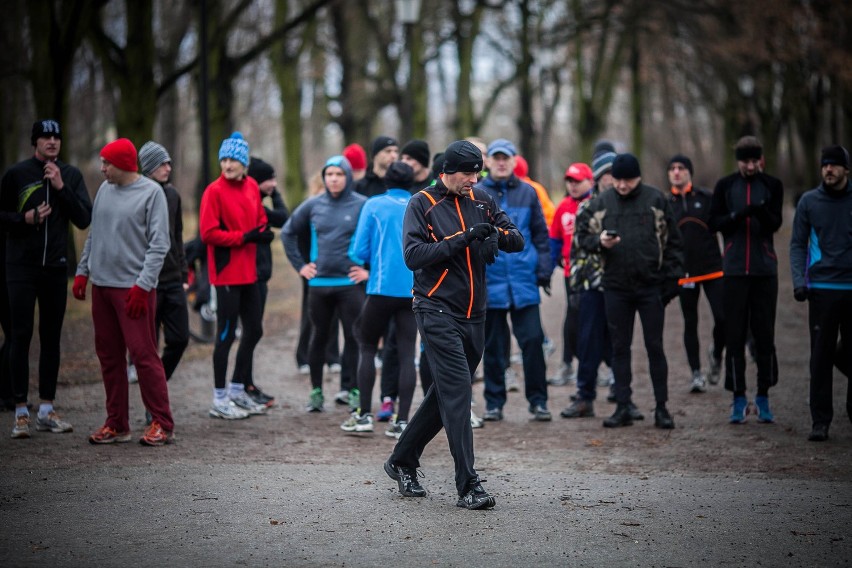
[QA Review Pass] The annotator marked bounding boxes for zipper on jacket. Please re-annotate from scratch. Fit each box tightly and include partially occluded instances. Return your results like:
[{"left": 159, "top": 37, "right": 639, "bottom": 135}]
[
  {"left": 454, "top": 197, "right": 475, "bottom": 318},
  {"left": 745, "top": 182, "right": 751, "bottom": 275},
  {"left": 427, "top": 269, "right": 449, "bottom": 297},
  {"left": 42, "top": 178, "right": 50, "bottom": 266}
]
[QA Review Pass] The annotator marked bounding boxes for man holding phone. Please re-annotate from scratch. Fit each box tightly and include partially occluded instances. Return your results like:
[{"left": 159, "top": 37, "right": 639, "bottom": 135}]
[
  {"left": 0, "top": 120, "right": 92, "bottom": 438},
  {"left": 573, "top": 153, "right": 683, "bottom": 429}
]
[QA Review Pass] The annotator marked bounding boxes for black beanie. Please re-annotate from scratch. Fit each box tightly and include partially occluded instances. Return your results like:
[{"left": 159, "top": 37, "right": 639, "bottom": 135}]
[
  {"left": 668, "top": 154, "right": 693, "bottom": 176},
  {"left": 248, "top": 157, "right": 275, "bottom": 184},
  {"left": 431, "top": 153, "right": 445, "bottom": 178},
  {"left": 31, "top": 119, "right": 62, "bottom": 146},
  {"left": 401, "top": 139, "right": 430, "bottom": 168},
  {"left": 442, "top": 141, "right": 483, "bottom": 174},
  {"left": 383, "top": 161, "right": 415, "bottom": 190},
  {"left": 611, "top": 153, "right": 641, "bottom": 179},
  {"left": 821, "top": 145, "right": 849, "bottom": 168},
  {"left": 371, "top": 136, "right": 399, "bottom": 158},
  {"left": 593, "top": 139, "right": 616, "bottom": 157}
]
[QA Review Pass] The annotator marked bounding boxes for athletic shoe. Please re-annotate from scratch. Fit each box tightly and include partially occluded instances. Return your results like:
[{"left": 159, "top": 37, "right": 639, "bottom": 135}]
[
  {"left": 11, "top": 414, "right": 30, "bottom": 439},
  {"left": 603, "top": 404, "right": 634, "bottom": 428},
  {"left": 754, "top": 396, "right": 775, "bottom": 423},
  {"left": 689, "top": 370, "right": 707, "bottom": 393},
  {"left": 377, "top": 397, "right": 395, "bottom": 422},
  {"left": 385, "top": 419, "right": 407, "bottom": 439},
  {"left": 127, "top": 363, "right": 138, "bottom": 384},
  {"left": 482, "top": 408, "right": 503, "bottom": 421},
  {"left": 509, "top": 352, "right": 522, "bottom": 365},
  {"left": 35, "top": 411, "right": 73, "bottom": 433},
  {"left": 328, "top": 363, "right": 342, "bottom": 374},
  {"left": 209, "top": 400, "right": 250, "bottom": 420},
  {"left": 88, "top": 425, "right": 131, "bottom": 444},
  {"left": 306, "top": 388, "right": 324, "bottom": 412},
  {"left": 707, "top": 346, "right": 722, "bottom": 385},
  {"left": 654, "top": 407, "right": 675, "bottom": 429},
  {"left": 457, "top": 478, "right": 495, "bottom": 510},
  {"left": 347, "top": 388, "right": 360, "bottom": 413},
  {"left": 334, "top": 390, "right": 350, "bottom": 405},
  {"left": 245, "top": 385, "right": 275, "bottom": 408},
  {"left": 298, "top": 364, "right": 310, "bottom": 375},
  {"left": 729, "top": 396, "right": 749, "bottom": 424},
  {"left": 139, "top": 421, "right": 174, "bottom": 446},
  {"left": 529, "top": 404, "right": 552, "bottom": 421},
  {"left": 808, "top": 423, "right": 829, "bottom": 442},
  {"left": 627, "top": 401, "right": 644, "bottom": 420},
  {"left": 560, "top": 399, "right": 594, "bottom": 418},
  {"left": 597, "top": 367, "right": 614, "bottom": 388},
  {"left": 505, "top": 368, "right": 520, "bottom": 392},
  {"left": 383, "top": 459, "right": 426, "bottom": 497},
  {"left": 230, "top": 392, "right": 268, "bottom": 415},
  {"left": 341, "top": 412, "right": 374, "bottom": 433},
  {"left": 374, "top": 355, "right": 383, "bottom": 370},
  {"left": 547, "top": 362, "right": 576, "bottom": 386},
  {"left": 470, "top": 408, "right": 484, "bottom": 429}
]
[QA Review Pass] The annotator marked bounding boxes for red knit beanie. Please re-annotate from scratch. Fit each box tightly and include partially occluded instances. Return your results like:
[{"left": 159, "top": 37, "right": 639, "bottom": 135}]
[
  {"left": 100, "top": 138, "right": 138, "bottom": 172},
  {"left": 343, "top": 143, "right": 367, "bottom": 170}
]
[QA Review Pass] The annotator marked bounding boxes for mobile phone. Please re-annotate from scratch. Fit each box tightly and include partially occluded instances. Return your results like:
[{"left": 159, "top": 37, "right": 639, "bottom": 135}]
[{"left": 605, "top": 229, "right": 619, "bottom": 238}]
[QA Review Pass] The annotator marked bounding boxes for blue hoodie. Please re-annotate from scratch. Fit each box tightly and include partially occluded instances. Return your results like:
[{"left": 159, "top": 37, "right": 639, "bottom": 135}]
[{"left": 282, "top": 156, "right": 367, "bottom": 286}]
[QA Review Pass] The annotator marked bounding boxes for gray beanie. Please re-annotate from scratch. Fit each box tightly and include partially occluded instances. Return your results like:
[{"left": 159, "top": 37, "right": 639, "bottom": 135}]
[{"left": 138, "top": 141, "right": 172, "bottom": 177}]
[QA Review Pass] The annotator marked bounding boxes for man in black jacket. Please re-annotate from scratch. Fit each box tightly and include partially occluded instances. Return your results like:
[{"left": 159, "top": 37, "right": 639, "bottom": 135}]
[
  {"left": 137, "top": 141, "right": 190, "bottom": 391},
  {"left": 667, "top": 154, "right": 725, "bottom": 392},
  {"left": 574, "top": 153, "right": 683, "bottom": 430},
  {"left": 789, "top": 145, "right": 852, "bottom": 442},
  {"left": 384, "top": 140, "right": 523, "bottom": 510},
  {"left": 355, "top": 136, "right": 399, "bottom": 198},
  {"left": 709, "top": 136, "right": 784, "bottom": 425},
  {"left": 1, "top": 120, "right": 92, "bottom": 438}
]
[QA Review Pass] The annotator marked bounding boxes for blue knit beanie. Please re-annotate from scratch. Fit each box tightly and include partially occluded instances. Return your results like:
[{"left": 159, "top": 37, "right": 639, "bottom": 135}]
[{"left": 218, "top": 132, "right": 250, "bottom": 167}]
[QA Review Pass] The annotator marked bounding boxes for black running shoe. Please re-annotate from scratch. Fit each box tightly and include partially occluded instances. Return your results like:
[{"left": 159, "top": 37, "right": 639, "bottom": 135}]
[
  {"left": 384, "top": 459, "right": 426, "bottom": 497},
  {"left": 245, "top": 385, "right": 275, "bottom": 407},
  {"left": 457, "top": 478, "right": 495, "bottom": 510}
]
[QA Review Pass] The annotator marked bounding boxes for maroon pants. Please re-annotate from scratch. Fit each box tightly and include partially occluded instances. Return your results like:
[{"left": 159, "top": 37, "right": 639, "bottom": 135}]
[{"left": 92, "top": 285, "right": 173, "bottom": 432}]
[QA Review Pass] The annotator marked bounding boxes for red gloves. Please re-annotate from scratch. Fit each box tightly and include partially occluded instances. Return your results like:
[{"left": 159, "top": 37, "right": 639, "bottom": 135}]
[
  {"left": 72, "top": 275, "right": 88, "bottom": 300},
  {"left": 125, "top": 285, "right": 150, "bottom": 319}
]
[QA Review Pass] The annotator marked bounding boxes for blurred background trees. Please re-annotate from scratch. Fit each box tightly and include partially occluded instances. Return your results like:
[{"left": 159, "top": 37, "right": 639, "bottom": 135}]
[{"left": 1, "top": 0, "right": 849, "bottom": 214}]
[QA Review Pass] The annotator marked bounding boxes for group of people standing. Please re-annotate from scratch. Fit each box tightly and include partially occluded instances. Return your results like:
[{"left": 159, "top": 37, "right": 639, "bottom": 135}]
[{"left": 1, "top": 119, "right": 849, "bottom": 510}]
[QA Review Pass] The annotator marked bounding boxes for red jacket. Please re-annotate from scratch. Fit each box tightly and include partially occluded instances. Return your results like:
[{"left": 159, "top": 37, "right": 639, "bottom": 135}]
[
  {"left": 549, "top": 194, "right": 587, "bottom": 276},
  {"left": 199, "top": 174, "right": 267, "bottom": 286}
]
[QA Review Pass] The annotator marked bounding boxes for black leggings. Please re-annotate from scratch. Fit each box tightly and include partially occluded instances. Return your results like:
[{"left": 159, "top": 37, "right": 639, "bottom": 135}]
[
  {"left": 213, "top": 283, "right": 263, "bottom": 390},
  {"left": 678, "top": 277, "right": 725, "bottom": 371},
  {"left": 7, "top": 265, "right": 67, "bottom": 403},
  {"left": 307, "top": 285, "right": 365, "bottom": 390},
  {"left": 355, "top": 295, "right": 417, "bottom": 420}
]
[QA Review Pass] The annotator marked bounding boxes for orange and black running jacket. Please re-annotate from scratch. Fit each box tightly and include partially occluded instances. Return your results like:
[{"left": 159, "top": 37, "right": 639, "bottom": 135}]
[{"left": 402, "top": 177, "right": 524, "bottom": 321}]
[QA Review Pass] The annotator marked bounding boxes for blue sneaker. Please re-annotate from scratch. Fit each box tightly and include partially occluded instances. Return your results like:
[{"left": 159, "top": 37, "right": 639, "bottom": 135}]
[
  {"left": 730, "top": 396, "right": 748, "bottom": 424},
  {"left": 754, "top": 396, "right": 774, "bottom": 423}
]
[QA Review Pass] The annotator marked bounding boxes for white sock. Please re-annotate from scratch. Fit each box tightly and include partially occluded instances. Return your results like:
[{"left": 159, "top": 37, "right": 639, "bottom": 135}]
[
  {"left": 15, "top": 406, "right": 29, "bottom": 418},
  {"left": 214, "top": 388, "right": 228, "bottom": 405},
  {"left": 38, "top": 403, "right": 54, "bottom": 418},
  {"left": 228, "top": 383, "right": 245, "bottom": 398}
]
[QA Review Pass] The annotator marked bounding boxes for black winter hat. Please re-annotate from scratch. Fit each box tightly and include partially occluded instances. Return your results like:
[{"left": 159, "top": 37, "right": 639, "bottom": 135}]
[
  {"left": 668, "top": 154, "right": 694, "bottom": 176},
  {"left": 401, "top": 139, "right": 430, "bottom": 168},
  {"left": 593, "top": 139, "right": 616, "bottom": 158},
  {"left": 31, "top": 119, "right": 62, "bottom": 146},
  {"left": 431, "top": 153, "right": 445, "bottom": 178},
  {"left": 821, "top": 145, "right": 849, "bottom": 168},
  {"left": 611, "top": 153, "right": 641, "bottom": 179},
  {"left": 371, "top": 136, "right": 399, "bottom": 158},
  {"left": 383, "top": 161, "right": 415, "bottom": 190},
  {"left": 248, "top": 157, "right": 275, "bottom": 184},
  {"left": 442, "top": 141, "right": 483, "bottom": 174}
]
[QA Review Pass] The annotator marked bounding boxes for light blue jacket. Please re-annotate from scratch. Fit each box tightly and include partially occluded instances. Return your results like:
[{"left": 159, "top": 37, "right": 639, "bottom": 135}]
[{"left": 349, "top": 188, "right": 413, "bottom": 297}]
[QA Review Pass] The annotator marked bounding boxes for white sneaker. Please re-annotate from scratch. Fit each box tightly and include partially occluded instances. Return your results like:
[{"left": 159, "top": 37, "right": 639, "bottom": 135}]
[
  {"left": 470, "top": 409, "right": 484, "bottom": 429},
  {"left": 341, "top": 412, "right": 374, "bottom": 433},
  {"left": 36, "top": 411, "right": 73, "bottom": 433},
  {"left": 230, "top": 392, "right": 268, "bottom": 415},
  {"left": 328, "top": 363, "right": 342, "bottom": 374},
  {"left": 127, "top": 364, "right": 138, "bottom": 384},
  {"left": 385, "top": 419, "right": 407, "bottom": 439},
  {"left": 334, "top": 390, "right": 350, "bottom": 405},
  {"left": 209, "top": 400, "right": 249, "bottom": 420},
  {"left": 505, "top": 368, "right": 520, "bottom": 392},
  {"left": 689, "top": 370, "right": 707, "bottom": 393},
  {"left": 547, "top": 362, "right": 576, "bottom": 386},
  {"left": 298, "top": 364, "right": 310, "bottom": 375},
  {"left": 11, "top": 414, "right": 30, "bottom": 439},
  {"left": 597, "top": 367, "right": 614, "bottom": 387}
]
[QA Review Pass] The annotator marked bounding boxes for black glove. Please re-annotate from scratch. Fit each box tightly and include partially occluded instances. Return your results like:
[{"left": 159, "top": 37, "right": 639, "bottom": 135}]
[
  {"left": 538, "top": 277, "right": 551, "bottom": 296},
  {"left": 243, "top": 225, "right": 274, "bottom": 244},
  {"left": 661, "top": 280, "right": 680, "bottom": 306},
  {"left": 465, "top": 222, "right": 493, "bottom": 243},
  {"left": 478, "top": 235, "right": 499, "bottom": 265},
  {"left": 793, "top": 287, "right": 808, "bottom": 302}
]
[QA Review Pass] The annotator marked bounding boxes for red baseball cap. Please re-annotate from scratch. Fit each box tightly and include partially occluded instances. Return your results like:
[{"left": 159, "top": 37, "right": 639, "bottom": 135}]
[{"left": 564, "top": 162, "right": 593, "bottom": 181}]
